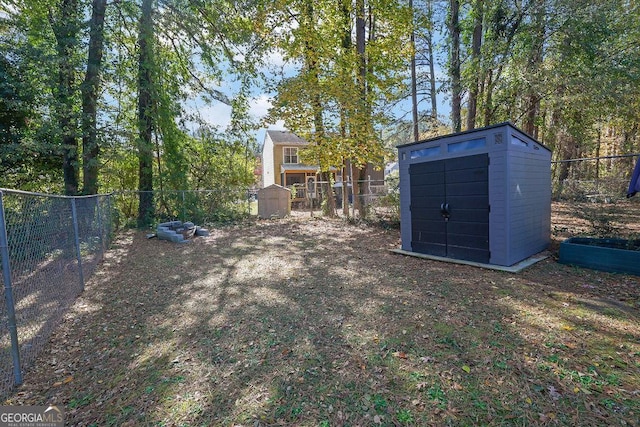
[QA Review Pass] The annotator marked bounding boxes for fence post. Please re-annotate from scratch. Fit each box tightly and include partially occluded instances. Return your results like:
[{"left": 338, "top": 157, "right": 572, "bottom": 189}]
[
  {"left": 0, "top": 191, "right": 23, "bottom": 385},
  {"left": 181, "top": 191, "right": 186, "bottom": 222},
  {"left": 95, "top": 196, "right": 104, "bottom": 258},
  {"left": 70, "top": 198, "right": 85, "bottom": 292},
  {"left": 107, "top": 194, "right": 113, "bottom": 240}
]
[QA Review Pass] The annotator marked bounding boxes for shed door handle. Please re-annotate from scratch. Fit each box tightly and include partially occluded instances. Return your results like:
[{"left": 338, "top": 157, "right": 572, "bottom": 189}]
[{"left": 440, "top": 203, "right": 450, "bottom": 218}]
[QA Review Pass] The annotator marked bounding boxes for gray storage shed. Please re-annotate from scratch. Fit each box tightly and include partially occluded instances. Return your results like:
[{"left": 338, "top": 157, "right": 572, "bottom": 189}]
[
  {"left": 258, "top": 184, "right": 291, "bottom": 219},
  {"left": 397, "top": 122, "right": 551, "bottom": 266}
]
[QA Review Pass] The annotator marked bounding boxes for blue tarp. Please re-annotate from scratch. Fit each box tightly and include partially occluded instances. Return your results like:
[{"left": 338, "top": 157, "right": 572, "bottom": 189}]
[{"left": 627, "top": 157, "right": 640, "bottom": 198}]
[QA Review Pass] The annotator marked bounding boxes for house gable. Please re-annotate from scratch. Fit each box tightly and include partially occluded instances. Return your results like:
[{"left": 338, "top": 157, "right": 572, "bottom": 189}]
[
  {"left": 262, "top": 130, "right": 318, "bottom": 188},
  {"left": 261, "top": 131, "right": 276, "bottom": 187}
]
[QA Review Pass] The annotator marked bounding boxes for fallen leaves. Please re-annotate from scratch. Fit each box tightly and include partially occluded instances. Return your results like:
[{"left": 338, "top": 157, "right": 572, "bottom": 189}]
[
  {"left": 3, "top": 211, "right": 640, "bottom": 427},
  {"left": 52, "top": 376, "right": 74, "bottom": 387},
  {"left": 539, "top": 412, "right": 557, "bottom": 422},
  {"left": 547, "top": 385, "right": 561, "bottom": 400}
]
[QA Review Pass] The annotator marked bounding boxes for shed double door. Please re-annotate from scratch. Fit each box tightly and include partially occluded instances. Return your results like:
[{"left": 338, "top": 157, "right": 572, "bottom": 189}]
[{"left": 409, "top": 154, "right": 489, "bottom": 263}]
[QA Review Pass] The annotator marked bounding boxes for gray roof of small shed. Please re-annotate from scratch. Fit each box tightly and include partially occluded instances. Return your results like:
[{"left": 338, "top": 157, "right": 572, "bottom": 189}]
[
  {"left": 396, "top": 121, "right": 551, "bottom": 152},
  {"left": 259, "top": 184, "right": 291, "bottom": 192},
  {"left": 267, "top": 130, "right": 308, "bottom": 146}
]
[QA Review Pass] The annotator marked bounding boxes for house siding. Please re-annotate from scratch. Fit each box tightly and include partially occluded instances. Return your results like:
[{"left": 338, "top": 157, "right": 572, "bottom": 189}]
[
  {"left": 262, "top": 133, "right": 275, "bottom": 187},
  {"left": 274, "top": 146, "right": 296, "bottom": 186}
]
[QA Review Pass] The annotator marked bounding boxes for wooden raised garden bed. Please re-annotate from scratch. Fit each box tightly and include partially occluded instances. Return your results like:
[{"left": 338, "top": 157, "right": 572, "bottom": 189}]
[{"left": 559, "top": 237, "right": 640, "bottom": 276}]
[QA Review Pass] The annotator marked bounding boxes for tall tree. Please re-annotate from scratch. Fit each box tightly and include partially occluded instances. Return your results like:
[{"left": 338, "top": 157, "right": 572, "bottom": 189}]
[
  {"left": 522, "top": 0, "right": 545, "bottom": 138},
  {"left": 50, "top": 0, "right": 82, "bottom": 195},
  {"left": 352, "top": 0, "right": 369, "bottom": 215},
  {"left": 409, "top": 0, "right": 419, "bottom": 142},
  {"left": 425, "top": 0, "right": 438, "bottom": 120},
  {"left": 466, "top": 0, "right": 483, "bottom": 130},
  {"left": 410, "top": 0, "right": 440, "bottom": 128},
  {"left": 268, "top": 0, "right": 411, "bottom": 218},
  {"left": 448, "top": 0, "right": 461, "bottom": 132},
  {"left": 81, "top": 0, "right": 108, "bottom": 195},
  {"left": 137, "top": 0, "right": 155, "bottom": 226}
]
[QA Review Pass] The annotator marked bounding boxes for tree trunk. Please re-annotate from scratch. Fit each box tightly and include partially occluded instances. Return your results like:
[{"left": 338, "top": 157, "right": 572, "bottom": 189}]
[
  {"left": 340, "top": 0, "right": 351, "bottom": 217},
  {"left": 356, "top": 0, "right": 366, "bottom": 86},
  {"left": 342, "top": 163, "right": 349, "bottom": 216},
  {"left": 595, "top": 125, "right": 601, "bottom": 181},
  {"left": 302, "top": 0, "right": 336, "bottom": 217},
  {"left": 448, "top": 0, "right": 461, "bottom": 132},
  {"left": 410, "top": 0, "right": 419, "bottom": 142},
  {"left": 51, "top": 0, "right": 81, "bottom": 195},
  {"left": 483, "top": 68, "right": 493, "bottom": 127},
  {"left": 427, "top": 0, "right": 438, "bottom": 119},
  {"left": 523, "top": 0, "right": 545, "bottom": 138},
  {"left": 353, "top": 0, "right": 368, "bottom": 217},
  {"left": 81, "top": 0, "right": 108, "bottom": 195},
  {"left": 466, "top": 0, "right": 483, "bottom": 131},
  {"left": 137, "top": 0, "right": 155, "bottom": 227}
]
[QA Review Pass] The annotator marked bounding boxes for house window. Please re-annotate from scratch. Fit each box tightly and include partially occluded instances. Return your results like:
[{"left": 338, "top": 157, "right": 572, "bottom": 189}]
[
  {"left": 285, "top": 173, "right": 305, "bottom": 186},
  {"left": 283, "top": 147, "right": 298, "bottom": 164}
]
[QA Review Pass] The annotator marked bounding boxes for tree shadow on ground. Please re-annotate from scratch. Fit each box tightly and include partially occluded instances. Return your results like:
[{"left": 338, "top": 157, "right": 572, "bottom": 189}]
[{"left": 5, "top": 218, "right": 639, "bottom": 426}]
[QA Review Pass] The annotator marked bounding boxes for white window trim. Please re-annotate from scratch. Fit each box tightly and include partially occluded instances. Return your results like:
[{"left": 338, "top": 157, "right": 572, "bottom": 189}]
[{"left": 283, "top": 147, "right": 299, "bottom": 164}]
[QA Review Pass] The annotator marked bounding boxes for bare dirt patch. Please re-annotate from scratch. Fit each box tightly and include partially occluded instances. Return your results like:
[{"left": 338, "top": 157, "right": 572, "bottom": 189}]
[{"left": 4, "top": 204, "right": 640, "bottom": 426}]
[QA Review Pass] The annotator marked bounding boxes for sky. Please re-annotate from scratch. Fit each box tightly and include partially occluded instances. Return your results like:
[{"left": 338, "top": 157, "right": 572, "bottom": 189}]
[
  {"left": 186, "top": 92, "right": 286, "bottom": 146},
  {"left": 182, "top": 51, "right": 290, "bottom": 148}
]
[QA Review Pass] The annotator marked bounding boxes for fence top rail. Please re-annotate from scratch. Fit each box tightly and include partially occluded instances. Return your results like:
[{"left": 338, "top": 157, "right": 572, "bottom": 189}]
[
  {"left": 115, "top": 189, "right": 243, "bottom": 194},
  {"left": 0, "top": 188, "right": 114, "bottom": 199},
  {"left": 552, "top": 153, "right": 640, "bottom": 164}
]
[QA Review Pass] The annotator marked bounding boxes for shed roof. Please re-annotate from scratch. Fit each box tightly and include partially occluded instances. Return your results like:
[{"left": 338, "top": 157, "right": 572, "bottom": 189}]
[
  {"left": 267, "top": 130, "right": 308, "bottom": 146},
  {"left": 259, "top": 184, "right": 291, "bottom": 193},
  {"left": 396, "top": 121, "right": 550, "bottom": 152}
]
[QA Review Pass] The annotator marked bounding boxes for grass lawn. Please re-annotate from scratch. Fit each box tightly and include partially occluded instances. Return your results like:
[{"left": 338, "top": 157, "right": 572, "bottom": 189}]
[{"left": 4, "top": 206, "right": 640, "bottom": 426}]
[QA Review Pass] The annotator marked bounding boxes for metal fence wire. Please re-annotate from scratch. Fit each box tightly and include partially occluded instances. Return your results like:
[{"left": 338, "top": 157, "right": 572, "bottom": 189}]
[
  {"left": 552, "top": 154, "right": 638, "bottom": 201},
  {"left": 0, "top": 189, "right": 112, "bottom": 397}
]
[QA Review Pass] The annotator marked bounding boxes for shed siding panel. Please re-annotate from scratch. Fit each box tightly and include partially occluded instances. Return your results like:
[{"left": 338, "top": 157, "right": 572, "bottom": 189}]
[
  {"left": 399, "top": 151, "right": 413, "bottom": 251},
  {"left": 505, "top": 151, "right": 551, "bottom": 265},
  {"left": 488, "top": 151, "right": 509, "bottom": 265}
]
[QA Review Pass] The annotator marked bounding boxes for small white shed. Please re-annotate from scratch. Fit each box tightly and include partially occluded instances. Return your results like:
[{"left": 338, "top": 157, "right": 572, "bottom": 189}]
[{"left": 258, "top": 184, "right": 291, "bottom": 219}]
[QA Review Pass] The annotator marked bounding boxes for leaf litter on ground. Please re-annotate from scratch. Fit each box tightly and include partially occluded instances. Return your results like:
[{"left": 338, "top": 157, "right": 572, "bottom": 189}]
[{"left": 3, "top": 206, "right": 640, "bottom": 426}]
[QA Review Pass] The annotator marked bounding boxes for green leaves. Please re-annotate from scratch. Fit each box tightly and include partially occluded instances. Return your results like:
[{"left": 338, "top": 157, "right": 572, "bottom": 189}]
[{"left": 266, "top": 0, "right": 411, "bottom": 176}]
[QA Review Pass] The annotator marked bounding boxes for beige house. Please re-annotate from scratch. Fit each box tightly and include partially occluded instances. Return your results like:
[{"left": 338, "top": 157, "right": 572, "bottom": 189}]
[
  {"left": 261, "top": 130, "right": 324, "bottom": 200},
  {"left": 261, "top": 129, "right": 384, "bottom": 202}
]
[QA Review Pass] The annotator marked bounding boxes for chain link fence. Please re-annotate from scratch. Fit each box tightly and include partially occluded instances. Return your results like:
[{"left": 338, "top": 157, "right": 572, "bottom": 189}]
[
  {"left": 552, "top": 155, "right": 637, "bottom": 202},
  {"left": 0, "top": 189, "right": 113, "bottom": 397},
  {"left": 550, "top": 155, "right": 640, "bottom": 240},
  {"left": 286, "top": 178, "right": 399, "bottom": 222}
]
